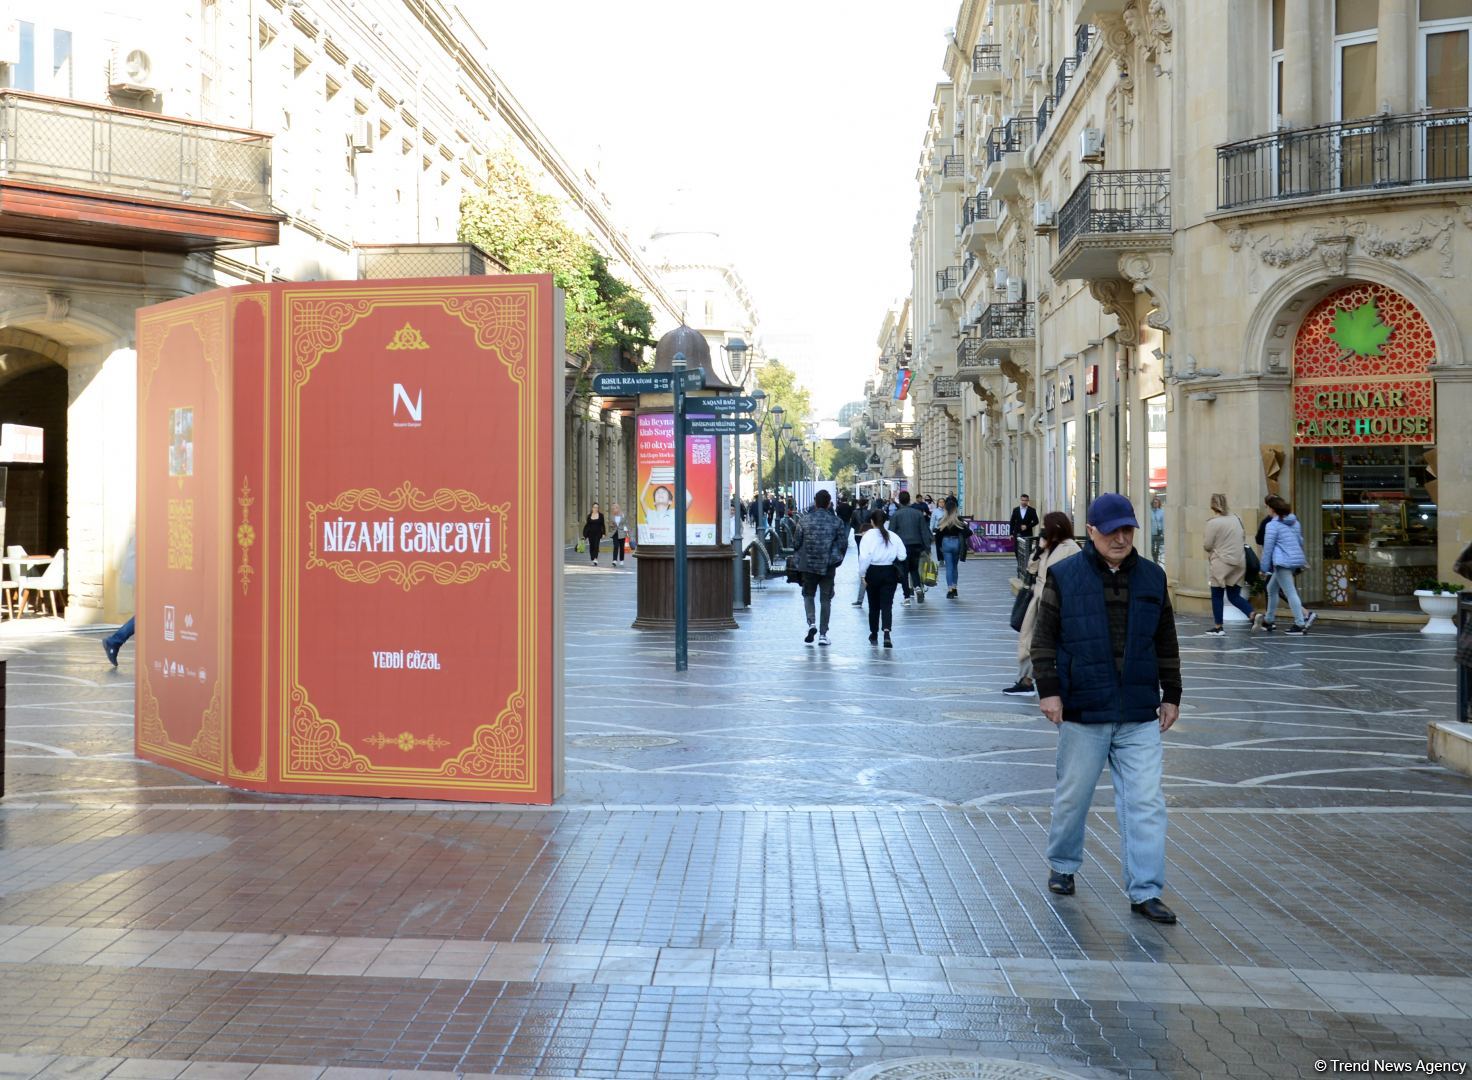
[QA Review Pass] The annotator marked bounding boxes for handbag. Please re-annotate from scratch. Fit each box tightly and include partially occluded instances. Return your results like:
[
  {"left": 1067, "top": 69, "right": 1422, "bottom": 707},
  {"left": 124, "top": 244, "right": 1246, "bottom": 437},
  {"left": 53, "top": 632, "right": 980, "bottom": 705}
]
[
  {"left": 785, "top": 561, "right": 804, "bottom": 584},
  {"left": 1009, "top": 583, "right": 1034, "bottom": 632},
  {"left": 575, "top": 539, "right": 587, "bottom": 554},
  {"left": 920, "top": 553, "right": 939, "bottom": 587},
  {"left": 1243, "top": 543, "right": 1261, "bottom": 584}
]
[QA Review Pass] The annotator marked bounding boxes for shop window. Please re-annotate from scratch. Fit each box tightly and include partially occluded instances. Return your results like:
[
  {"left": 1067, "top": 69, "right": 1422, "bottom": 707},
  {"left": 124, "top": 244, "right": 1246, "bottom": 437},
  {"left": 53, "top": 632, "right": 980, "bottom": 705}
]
[{"left": 1146, "top": 395, "right": 1167, "bottom": 564}]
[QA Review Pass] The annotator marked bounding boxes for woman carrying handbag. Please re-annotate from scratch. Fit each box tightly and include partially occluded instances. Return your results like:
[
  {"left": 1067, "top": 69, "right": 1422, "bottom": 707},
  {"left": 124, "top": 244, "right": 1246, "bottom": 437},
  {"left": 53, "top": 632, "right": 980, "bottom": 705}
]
[
  {"left": 1003, "top": 511, "right": 1080, "bottom": 696},
  {"left": 581, "top": 503, "right": 606, "bottom": 567},
  {"left": 1203, "top": 493, "right": 1258, "bottom": 636}
]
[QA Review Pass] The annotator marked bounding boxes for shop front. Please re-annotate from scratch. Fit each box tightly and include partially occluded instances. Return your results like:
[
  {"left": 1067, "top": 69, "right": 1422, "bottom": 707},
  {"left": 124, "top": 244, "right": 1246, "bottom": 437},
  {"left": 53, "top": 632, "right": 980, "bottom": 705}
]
[{"left": 1291, "top": 283, "right": 1437, "bottom": 611}]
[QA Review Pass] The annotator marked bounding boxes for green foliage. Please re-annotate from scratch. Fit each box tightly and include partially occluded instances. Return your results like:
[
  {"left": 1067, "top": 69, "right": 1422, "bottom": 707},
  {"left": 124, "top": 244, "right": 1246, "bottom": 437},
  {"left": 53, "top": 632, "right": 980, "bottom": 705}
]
[
  {"left": 835, "top": 464, "right": 858, "bottom": 492},
  {"left": 1416, "top": 579, "right": 1464, "bottom": 594},
  {"left": 829, "top": 445, "right": 869, "bottom": 477},
  {"left": 1329, "top": 298, "right": 1393, "bottom": 358},
  {"left": 458, "top": 148, "right": 655, "bottom": 397},
  {"left": 755, "top": 359, "right": 812, "bottom": 429}
]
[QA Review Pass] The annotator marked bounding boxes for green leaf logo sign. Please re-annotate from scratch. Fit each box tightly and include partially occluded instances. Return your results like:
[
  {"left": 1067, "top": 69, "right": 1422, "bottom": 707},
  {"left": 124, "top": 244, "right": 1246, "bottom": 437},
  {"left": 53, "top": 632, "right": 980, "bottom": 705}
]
[{"left": 1328, "top": 298, "right": 1393, "bottom": 359}]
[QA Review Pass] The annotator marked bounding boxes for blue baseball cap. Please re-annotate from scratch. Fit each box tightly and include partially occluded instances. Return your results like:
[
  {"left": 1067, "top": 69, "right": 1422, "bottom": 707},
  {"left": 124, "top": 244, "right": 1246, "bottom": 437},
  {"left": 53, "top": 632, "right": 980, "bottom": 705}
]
[{"left": 1087, "top": 493, "right": 1139, "bottom": 534}]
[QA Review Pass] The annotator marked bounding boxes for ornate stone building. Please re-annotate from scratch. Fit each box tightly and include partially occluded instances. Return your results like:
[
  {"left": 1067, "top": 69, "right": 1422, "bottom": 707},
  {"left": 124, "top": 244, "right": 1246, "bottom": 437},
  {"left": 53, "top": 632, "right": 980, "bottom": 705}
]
[{"left": 895, "top": 0, "right": 1470, "bottom": 618}]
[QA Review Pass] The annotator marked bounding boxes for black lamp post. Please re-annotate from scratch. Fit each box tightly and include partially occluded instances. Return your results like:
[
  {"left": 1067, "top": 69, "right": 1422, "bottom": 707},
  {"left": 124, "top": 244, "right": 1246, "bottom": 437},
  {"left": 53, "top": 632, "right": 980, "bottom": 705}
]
[{"left": 721, "top": 338, "right": 750, "bottom": 609}]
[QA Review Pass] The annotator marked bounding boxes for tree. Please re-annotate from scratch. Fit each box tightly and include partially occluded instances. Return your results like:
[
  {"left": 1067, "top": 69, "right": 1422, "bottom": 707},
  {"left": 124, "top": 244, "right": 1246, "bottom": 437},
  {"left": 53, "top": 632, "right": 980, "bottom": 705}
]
[
  {"left": 458, "top": 148, "right": 655, "bottom": 405},
  {"left": 755, "top": 359, "right": 812, "bottom": 429}
]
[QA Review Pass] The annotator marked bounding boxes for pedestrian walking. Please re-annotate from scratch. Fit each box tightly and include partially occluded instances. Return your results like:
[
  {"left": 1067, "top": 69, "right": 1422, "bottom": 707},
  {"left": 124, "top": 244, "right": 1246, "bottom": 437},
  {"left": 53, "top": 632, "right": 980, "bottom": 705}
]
[
  {"left": 934, "top": 497, "right": 970, "bottom": 600},
  {"left": 1150, "top": 496, "right": 1166, "bottom": 564},
  {"left": 1010, "top": 494, "right": 1039, "bottom": 582},
  {"left": 931, "top": 498, "right": 947, "bottom": 562},
  {"left": 890, "top": 491, "right": 932, "bottom": 605},
  {"left": 858, "top": 508, "right": 902, "bottom": 648},
  {"left": 102, "top": 535, "right": 136, "bottom": 667},
  {"left": 1203, "top": 494, "right": 1256, "bottom": 635},
  {"left": 581, "top": 503, "right": 606, "bottom": 566},
  {"left": 608, "top": 503, "right": 631, "bottom": 567},
  {"left": 793, "top": 490, "right": 848, "bottom": 646},
  {"left": 1260, "top": 494, "right": 1316, "bottom": 634},
  {"left": 1030, "top": 493, "right": 1183, "bottom": 925},
  {"left": 1003, "top": 511, "right": 1081, "bottom": 695},
  {"left": 850, "top": 499, "right": 872, "bottom": 607}
]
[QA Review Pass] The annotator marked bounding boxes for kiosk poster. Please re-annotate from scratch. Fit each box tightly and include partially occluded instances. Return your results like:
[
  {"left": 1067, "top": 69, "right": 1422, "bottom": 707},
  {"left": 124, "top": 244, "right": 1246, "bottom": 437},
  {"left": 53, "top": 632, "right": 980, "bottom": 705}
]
[
  {"left": 136, "top": 277, "right": 565, "bottom": 804},
  {"left": 636, "top": 412, "right": 718, "bottom": 545},
  {"left": 968, "top": 520, "right": 1015, "bottom": 553}
]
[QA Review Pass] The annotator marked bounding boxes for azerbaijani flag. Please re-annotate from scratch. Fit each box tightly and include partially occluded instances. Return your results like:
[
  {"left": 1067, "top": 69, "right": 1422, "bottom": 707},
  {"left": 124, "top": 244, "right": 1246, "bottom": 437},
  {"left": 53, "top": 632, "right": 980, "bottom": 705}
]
[{"left": 894, "top": 369, "right": 912, "bottom": 400}]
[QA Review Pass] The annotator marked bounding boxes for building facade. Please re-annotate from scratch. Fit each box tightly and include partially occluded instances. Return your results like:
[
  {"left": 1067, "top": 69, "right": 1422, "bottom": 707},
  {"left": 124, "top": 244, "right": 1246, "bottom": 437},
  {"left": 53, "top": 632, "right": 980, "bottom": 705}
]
[
  {"left": 0, "top": 0, "right": 680, "bottom": 620},
  {"left": 888, "top": 0, "right": 1471, "bottom": 617}
]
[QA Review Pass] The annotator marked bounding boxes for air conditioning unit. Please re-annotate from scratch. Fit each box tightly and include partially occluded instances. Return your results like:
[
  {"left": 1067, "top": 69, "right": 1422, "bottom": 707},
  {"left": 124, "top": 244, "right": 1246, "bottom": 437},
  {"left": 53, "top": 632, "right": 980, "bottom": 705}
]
[
  {"left": 993, "top": 267, "right": 1008, "bottom": 290},
  {"left": 349, "top": 118, "right": 375, "bottom": 153},
  {"left": 108, "top": 44, "right": 157, "bottom": 96},
  {"left": 1033, "top": 200, "right": 1055, "bottom": 229},
  {"left": 1080, "top": 127, "right": 1105, "bottom": 161},
  {"left": 1005, "top": 276, "right": 1024, "bottom": 303}
]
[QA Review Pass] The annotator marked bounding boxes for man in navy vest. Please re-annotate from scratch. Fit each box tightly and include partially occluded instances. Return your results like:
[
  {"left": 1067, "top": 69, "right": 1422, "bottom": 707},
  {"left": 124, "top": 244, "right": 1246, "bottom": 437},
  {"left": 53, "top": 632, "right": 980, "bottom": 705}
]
[{"left": 1029, "top": 493, "right": 1183, "bottom": 925}]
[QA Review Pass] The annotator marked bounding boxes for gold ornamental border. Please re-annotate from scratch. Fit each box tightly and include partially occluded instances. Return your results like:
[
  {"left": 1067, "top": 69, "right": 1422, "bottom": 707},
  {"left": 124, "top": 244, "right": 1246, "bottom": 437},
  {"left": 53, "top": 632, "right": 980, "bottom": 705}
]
[
  {"left": 229, "top": 290, "right": 271, "bottom": 783},
  {"left": 305, "top": 481, "right": 511, "bottom": 591},
  {"left": 278, "top": 284, "right": 543, "bottom": 791},
  {"left": 136, "top": 295, "right": 231, "bottom": 776}
]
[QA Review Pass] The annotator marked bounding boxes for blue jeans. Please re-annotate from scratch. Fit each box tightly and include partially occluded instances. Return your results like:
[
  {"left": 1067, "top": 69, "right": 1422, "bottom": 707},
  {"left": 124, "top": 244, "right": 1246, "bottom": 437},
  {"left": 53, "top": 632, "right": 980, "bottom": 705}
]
[
  {"left": 1264, "top": 566, "right": 1306, "bottom": 625},
  {"left": 104, "top": 617, "right": 135, "bottom": 650},
  {"left": 1047, "top": 719, "right": 1168, "bottom": 903},
  {"left": 1210, "top": 584, "right": 1254, "bottom": 625},
  {"left": 941, "top": 536, "right": 961, "bottom": 588}
]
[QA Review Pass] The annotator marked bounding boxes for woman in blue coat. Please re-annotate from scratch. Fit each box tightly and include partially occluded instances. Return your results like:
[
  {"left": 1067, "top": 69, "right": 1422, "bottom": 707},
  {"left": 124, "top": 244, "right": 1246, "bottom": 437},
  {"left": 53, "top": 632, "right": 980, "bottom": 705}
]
[{"left": 1260, "top": 495, "right": 1316, "bottom": 635}]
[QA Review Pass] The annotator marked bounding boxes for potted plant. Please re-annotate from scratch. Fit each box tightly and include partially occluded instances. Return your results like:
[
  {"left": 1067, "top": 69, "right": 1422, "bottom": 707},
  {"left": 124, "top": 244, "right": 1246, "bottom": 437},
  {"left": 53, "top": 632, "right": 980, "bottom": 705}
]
[{"left": 1414, "top": 579, "right": 1464, "bottom": 635}]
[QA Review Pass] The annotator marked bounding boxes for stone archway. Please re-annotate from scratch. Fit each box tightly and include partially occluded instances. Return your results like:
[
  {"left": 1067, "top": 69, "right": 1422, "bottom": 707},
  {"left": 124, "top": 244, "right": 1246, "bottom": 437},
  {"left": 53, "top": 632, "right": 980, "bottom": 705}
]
[{"left": 0, "top": 328, "right": 70, "bottom": 591}]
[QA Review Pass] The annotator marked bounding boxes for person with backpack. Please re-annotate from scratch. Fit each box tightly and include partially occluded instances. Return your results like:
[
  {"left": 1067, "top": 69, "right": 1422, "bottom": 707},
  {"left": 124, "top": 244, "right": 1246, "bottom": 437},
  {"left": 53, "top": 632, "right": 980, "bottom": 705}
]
[
  {"left": 858, "top": 508, "right": 903, "bottom": 648},
  {"left": 1203, "top": 494, "right": 1257, "bottom": 635},
  {"left": 890, "top": 491, "right": 932, "bottom": 605},
  {"left": 1260, "top": 494, "right": 1316, "bottom": 635}
]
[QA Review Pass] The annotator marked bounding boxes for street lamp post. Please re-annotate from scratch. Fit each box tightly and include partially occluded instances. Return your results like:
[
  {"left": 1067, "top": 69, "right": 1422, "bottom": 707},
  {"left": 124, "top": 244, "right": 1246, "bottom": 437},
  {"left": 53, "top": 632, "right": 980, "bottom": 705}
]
[
  {"left": 771, "top": 406, "right": 786, "bottom": 510},
  {"left": 722, "top": 338, "right": 750, "bottom": 610},
  {"left": 750, "top": 388, "right": 768, "bottom": 580}
]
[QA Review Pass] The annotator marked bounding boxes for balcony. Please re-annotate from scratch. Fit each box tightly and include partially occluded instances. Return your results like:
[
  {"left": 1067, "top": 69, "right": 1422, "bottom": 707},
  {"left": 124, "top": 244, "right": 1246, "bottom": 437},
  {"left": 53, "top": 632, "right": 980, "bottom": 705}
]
[
  {"left": 1052, "top": 169, "right": 1172, "bottom": 280},
  {"left": 0, "top": 90, "right": 280, "bottom": 251},
  {"left": 961, "top": 193, "right": 997, "bottom": 251},
  {"left": 935, "top": 265, "right": 964, "bottom": 305},
  {"left": 358, "top": 243, "right": 507, "bottom": 279},
  {"left": 1037, "top": 96, "right": 1058, "bottom": 138},
  {"left": 940, "top": 154, "right": 967, "bottom": 191},
  {"left": 885, "top": 422, "right": 920, "bottom": 450},
  {"left": 968, "top": 45, "right": 1003, "bottom": 96},
  {"left": 1077, "top": 24, "right": 1098, "bottom": 56},
  {"left": 955, "top": 328, "right": 1002, "bottom": 384},
  {"left": 1216, "top": 110, "right": 1472, "bottom": 213},
  {"left": 982, "top": 117, "right": 1037, "bottom": 198},
  {"left": 1054, "top": 55, "right": 1080, "bottom": 104}
]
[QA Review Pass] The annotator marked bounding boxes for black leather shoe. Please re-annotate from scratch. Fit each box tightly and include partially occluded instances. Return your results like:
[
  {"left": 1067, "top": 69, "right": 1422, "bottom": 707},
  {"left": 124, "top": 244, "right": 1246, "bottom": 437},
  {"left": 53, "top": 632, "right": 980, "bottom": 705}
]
[
  {"left": 1048, "top": 871, "right": 1075, "bottom": 895},
  {"left": 1131, "top": 897, "right": 1177, "bottom": 924}
]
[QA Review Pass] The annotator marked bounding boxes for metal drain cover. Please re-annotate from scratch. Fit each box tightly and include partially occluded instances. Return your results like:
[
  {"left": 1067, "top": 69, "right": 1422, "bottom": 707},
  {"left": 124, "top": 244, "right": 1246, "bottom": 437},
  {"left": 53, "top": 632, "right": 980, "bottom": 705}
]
[
  {"left": 847, "top": 1058, "right": 1089, "bottom": 1080},
  {"left": 941, "top": 710, "right": 1039, "bottom": 725},
  {"left": 571, "top": 734, "right": 678, "bottom": 750}
]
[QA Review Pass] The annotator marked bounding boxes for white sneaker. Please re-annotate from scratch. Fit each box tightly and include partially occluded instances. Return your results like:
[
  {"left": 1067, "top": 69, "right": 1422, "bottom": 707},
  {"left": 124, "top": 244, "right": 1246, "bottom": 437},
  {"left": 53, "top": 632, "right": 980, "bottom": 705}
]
[
  {"left": 818, "top": 632, "right": 830, "bottom": 646},
  {"left": 1303, "top": 610, "right": 1317, "bottom": 629},
  {"left": 902, "top": 596, "right": 912, "bottom": 607}
]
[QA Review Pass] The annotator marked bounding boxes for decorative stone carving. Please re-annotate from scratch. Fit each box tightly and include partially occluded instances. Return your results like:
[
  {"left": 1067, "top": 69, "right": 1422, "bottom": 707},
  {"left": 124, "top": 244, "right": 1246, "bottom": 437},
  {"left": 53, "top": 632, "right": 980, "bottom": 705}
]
[
  {"left": 1094, "top": 13, "right": 1135, "bottom": 102},
  {"left": 1088, "top": 278, "right": 1139, "bottom": 346},
  {"left": 1315, "top": 236, "right": 1352, "bottom": 277},
  {"left": 45, "top": 291, "right": 70, "bottom": 322},
  {"left": 1246, "top": 214, "right": 1459, "bottom": 280},
  {"left": 1118, "top": 252, "right": 1171, "bottom": 332}
]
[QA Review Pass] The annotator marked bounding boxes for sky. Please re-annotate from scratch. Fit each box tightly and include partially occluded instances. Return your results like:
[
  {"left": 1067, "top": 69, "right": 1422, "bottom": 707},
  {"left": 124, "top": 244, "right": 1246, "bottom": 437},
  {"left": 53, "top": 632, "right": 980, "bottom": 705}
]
[{"left": 475, "top": 0, "right": 958, "bottom": 419}]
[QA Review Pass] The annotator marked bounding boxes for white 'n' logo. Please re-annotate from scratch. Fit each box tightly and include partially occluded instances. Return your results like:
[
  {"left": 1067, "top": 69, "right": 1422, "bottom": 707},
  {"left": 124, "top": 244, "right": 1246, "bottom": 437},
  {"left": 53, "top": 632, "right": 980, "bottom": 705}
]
[{"left": 392, "top": 383, "right": 422, "bottom": 423}]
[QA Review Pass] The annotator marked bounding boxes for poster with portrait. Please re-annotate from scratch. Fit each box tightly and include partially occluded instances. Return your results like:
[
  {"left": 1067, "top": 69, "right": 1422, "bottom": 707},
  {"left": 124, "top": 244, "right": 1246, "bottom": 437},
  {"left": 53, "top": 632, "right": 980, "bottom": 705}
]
[{"left": 636, "top": 412, "right": 718, "bottom": 545}]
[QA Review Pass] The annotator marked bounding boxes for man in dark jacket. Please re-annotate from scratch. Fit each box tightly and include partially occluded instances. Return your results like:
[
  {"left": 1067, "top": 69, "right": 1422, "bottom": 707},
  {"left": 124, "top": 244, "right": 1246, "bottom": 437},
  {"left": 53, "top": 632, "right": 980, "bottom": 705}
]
[
  {"left": 1030, "top": 493, "right": 1182, "bottom": 925},
  {"left": 890, "top": 491, "right": 932, "bottom": 605},
  {"left": 1010, "top": 494, "right": 1039, "bottom": 581},
  {"left": 793, "top": 490, "right": 849, "bottom": 646}
]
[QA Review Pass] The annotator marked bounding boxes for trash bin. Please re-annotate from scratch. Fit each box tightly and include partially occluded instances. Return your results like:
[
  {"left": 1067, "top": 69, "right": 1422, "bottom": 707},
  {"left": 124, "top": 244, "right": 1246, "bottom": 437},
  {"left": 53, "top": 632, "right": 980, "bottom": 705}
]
[{"left": 1458, "top": 594, "right": 1472, "bottom": 724}]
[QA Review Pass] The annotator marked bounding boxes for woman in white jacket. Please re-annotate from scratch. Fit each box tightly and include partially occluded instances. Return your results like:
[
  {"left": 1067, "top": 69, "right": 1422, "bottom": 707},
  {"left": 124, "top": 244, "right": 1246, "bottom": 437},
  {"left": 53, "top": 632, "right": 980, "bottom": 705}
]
[
  {"left": 1003, "top": 511, "right": 1080, "bottom": 695},
  {"left": 858, "top": 508, "right": 903, "bottom": 648}
]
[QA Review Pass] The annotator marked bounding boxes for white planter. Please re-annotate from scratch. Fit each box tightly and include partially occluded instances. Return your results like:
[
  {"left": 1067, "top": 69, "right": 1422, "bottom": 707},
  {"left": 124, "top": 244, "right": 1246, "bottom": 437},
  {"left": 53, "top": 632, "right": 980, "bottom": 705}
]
[{"left": 1414, "top": 590, "right": 1460, "bottom": 635}]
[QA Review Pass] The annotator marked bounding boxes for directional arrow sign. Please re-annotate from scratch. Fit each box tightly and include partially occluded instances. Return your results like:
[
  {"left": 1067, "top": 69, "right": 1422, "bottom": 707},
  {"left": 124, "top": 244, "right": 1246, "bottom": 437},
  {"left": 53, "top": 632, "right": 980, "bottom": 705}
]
[
  {"left": 686, "top": 417, "right": 758, "bottom": 436},
  {"left": 692, "top": 395, "right": 757, "bottom": 414},
  {"left": 592, "top": 371, "right": 671, "bottom": 395}
]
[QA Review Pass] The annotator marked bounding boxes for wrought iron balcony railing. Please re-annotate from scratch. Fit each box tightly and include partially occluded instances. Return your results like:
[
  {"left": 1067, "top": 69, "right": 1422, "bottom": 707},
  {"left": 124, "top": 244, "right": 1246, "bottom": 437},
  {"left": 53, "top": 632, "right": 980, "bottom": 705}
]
[
  {"left": 0, "top": 90, "right": 273, "bottom": 212},
  {"left": 1077, "top": 24, "right": 1097, "bottom": 57},
  {"left": 962, "top": 193, "right": 994, "bottom": 226},
  {"left": 1037, "top": 96, "right": 1058, "bottom": 137},
  {"left": 1216, "top": 109, "right": 1472, "bottom": 211},
  {"left": 942, "top": 154, "right": 966, "bottom": 179},
  {"left": 978, "top": 301, "right": 1035, "bottom": 342},
  {"left": 936, "top": 265, "right": 964, "bottom": 293},
  {"left": 973, "top": 44, "right": 1002, "bottom": 73},
  {"left": 962, "top": 252, "right": 977, "bottom": 281},
  {"left": 956, "top": 331, "right": 999, "bottom": 368},
  {"left": 987, "top": 117, "right": 1038, "bottom": 164},
  {"left": 1058, "top": 169, "right": 1172, "bottom": 251},
  {"left": 1055, "top": 55, "right": 1080, "bottom": 103}
]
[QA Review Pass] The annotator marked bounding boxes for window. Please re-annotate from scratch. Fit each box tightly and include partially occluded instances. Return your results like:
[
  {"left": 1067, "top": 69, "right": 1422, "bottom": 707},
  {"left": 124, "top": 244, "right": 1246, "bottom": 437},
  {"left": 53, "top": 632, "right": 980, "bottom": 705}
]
[
  {"left": 10, "top": 21, "right": 35, "bottom": 91},
  {"left": 1421, "top": 1, "right": 1472, "bottom": 180},
  {"left": 51, "top": 29, "right": 70, "bottom": 97},
  {"left": 1335, "top": 1, "right": 1380, "bottom": 189},
  {"left": 1271, "top": 0, "right": 1285, "bottom": 128}
]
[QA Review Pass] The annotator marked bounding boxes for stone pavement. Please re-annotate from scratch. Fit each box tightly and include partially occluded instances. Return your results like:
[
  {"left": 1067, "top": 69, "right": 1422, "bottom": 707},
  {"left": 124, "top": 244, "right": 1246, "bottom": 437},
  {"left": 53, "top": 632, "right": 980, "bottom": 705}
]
[{"left": 0, "top": 549, "right": 1469, "bottom": 1078}]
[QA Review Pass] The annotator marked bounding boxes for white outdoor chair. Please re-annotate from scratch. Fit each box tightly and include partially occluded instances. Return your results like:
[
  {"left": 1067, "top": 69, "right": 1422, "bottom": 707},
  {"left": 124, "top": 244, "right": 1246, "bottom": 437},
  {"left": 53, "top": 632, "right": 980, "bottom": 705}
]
[
  {"left": 0, "top": 544, "right": 28, "bottom": 619},
  {"left": 30, "top": 548, "right": 65, "bottom": 617}
]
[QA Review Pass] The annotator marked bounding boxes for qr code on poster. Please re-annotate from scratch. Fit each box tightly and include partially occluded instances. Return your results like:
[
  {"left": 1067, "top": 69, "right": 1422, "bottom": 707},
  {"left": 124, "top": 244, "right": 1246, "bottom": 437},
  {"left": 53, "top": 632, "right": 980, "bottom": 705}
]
[{"left": 691, "top": 441, "right": 712, "bottom": 465}]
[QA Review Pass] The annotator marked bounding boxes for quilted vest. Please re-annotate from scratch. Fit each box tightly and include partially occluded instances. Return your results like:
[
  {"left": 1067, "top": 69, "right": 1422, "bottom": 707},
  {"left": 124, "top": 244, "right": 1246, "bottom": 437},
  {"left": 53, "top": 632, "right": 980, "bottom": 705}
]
[{"left": 1047, "top": 551, "right": 1167, "bottom": 724}]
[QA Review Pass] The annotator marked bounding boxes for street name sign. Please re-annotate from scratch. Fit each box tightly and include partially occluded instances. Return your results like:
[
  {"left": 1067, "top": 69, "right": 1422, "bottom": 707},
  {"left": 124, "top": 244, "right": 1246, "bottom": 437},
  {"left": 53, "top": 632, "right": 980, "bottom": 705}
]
[
  {"left": 592, "top": 370, "right": 705, "bottom": 396},
  {"left": 686, "top": 417, "right": 758, "bottom": 436},
  {"left": 696, "top": 395, "right": 757, "bottom": 414}
]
